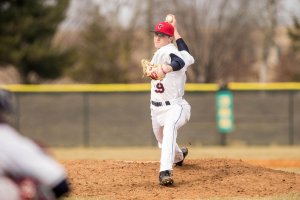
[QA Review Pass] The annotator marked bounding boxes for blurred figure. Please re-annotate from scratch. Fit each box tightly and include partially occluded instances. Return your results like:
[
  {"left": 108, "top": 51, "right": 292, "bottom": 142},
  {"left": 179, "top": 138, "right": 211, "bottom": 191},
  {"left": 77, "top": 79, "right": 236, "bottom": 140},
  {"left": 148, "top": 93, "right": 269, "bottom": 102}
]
[
  {"left": 0, "top": 175, "right": 20, "bottom": 200},
  {"left": 0, "top": 89, "right": 70, "bottom": 200}
]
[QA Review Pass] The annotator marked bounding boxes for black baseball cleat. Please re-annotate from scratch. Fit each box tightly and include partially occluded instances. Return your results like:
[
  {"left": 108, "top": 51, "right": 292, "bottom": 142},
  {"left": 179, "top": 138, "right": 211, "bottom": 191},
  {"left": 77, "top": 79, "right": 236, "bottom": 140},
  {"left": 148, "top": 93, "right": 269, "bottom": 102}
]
[
  {"left": 175, "top": 147, "right": 188, "bottom": 167},
  {"left": 159, "top": 170, "right": 174, "bottom": 186}
]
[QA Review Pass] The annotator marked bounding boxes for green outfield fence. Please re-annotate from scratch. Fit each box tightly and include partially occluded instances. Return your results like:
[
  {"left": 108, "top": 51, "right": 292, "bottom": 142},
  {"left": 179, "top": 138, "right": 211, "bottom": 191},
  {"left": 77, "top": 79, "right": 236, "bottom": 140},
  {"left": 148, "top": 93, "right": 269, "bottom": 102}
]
[{"left": 1, "top": 82, "right": 300, "bottom": 147}]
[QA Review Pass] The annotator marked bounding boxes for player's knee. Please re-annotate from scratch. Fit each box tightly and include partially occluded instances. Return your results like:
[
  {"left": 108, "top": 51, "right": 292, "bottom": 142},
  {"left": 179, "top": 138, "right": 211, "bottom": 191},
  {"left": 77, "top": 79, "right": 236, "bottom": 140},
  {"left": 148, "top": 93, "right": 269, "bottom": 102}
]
[{"left": 167, "top": 118, "right": 187, "bottom": 129}]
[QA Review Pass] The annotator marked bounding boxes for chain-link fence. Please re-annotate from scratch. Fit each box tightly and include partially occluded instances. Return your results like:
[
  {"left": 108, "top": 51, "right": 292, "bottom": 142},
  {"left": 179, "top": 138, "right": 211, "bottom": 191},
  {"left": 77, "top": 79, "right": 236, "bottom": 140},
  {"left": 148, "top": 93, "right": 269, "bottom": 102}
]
[{"left": 7, "top": 89, "right": 300, "bottom": 147}]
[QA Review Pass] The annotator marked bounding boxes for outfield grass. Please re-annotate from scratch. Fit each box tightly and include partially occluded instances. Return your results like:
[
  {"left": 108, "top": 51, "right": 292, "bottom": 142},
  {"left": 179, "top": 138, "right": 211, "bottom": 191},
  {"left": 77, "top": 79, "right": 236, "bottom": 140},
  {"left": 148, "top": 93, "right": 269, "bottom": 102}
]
[
  {"left": 52, "top": 145, "right": 300, "bottom": 160},
  {"left": 52, "top": 146, "right": 300, "bottom": 173}
]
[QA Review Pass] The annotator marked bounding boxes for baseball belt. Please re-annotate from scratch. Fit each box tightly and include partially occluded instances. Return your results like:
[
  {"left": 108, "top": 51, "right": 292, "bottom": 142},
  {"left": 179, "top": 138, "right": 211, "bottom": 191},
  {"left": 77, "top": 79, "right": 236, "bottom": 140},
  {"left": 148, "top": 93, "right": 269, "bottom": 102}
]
[
  {"left": 151, "top": 98, "right": 183, "bottom": 107},
  {"left": 151, "top": 101, "right": 171, "bottom": 107}
]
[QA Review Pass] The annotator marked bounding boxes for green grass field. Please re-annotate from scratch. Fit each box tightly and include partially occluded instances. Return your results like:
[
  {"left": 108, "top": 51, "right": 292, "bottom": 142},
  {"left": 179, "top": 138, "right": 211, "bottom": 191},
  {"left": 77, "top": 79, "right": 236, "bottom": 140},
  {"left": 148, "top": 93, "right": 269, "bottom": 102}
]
[{"left": 52, "top": 146, "right": 300, "bottom": 160}]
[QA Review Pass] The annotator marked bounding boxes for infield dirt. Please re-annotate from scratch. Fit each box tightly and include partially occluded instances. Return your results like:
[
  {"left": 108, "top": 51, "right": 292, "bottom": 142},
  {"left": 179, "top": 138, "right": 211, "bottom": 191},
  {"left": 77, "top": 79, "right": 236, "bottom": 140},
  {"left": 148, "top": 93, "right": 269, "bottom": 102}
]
[{"left": 63, "top": 158, "right": 300, "bottom": 200}]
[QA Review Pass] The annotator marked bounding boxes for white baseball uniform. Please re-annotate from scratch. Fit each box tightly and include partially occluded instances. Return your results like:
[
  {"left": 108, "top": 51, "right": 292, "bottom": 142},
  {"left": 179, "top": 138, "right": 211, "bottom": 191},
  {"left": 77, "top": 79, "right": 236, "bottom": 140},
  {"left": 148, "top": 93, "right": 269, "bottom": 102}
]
[
  {"left": 150, "top": 41, "right": 194, "bottom": 172},
  {"left": 0, "top": 176, "right": 20, "bottom": 200},
  {"left": 0, "top": 124, "right": 67, "bottom": 193}
]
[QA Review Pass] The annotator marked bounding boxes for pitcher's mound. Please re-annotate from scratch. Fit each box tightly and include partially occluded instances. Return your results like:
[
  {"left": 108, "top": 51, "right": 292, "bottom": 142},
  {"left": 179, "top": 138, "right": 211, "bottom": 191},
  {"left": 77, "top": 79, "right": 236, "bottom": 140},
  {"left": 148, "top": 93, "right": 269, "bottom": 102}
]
[{"left": 64, "top": 158, "right": 300, "bottom": 199}]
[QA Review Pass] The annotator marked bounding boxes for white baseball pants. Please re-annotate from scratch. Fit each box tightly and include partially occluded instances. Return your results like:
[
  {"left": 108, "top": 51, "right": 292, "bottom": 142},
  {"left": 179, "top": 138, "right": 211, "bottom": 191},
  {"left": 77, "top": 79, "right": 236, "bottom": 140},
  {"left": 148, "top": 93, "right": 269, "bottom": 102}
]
[{"left": 151, "top": 102, "right": 191, "bottom": 172}]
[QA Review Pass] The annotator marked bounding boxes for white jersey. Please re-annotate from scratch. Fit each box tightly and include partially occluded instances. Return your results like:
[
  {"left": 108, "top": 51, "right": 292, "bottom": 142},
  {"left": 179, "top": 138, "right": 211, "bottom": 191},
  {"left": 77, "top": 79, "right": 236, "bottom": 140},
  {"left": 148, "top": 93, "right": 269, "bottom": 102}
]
[
  {"left": 0, "top": 124, "right": 67, "bottom": 188},
  {"left": 0, "top": 176, "right": 20, "bottom": 200},
  {"left": 150, "top": 43, "right": 194, "bottom": 102}
]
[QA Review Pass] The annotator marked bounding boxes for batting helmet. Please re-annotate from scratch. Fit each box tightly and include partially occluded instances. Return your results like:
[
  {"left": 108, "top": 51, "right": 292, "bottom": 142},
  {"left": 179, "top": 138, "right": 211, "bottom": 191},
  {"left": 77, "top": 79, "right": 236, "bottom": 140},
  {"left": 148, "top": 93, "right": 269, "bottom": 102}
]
[{"left": 0, "top": 89, "right": 13, "bottom": 113}]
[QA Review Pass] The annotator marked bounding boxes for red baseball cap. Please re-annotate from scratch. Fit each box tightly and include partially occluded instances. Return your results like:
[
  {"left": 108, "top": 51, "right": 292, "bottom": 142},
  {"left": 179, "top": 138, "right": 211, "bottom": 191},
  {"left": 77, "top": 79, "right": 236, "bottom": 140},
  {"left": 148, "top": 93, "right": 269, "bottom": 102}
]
[{"left": 152, "top": 21, "right": 174, "bottom": 37}]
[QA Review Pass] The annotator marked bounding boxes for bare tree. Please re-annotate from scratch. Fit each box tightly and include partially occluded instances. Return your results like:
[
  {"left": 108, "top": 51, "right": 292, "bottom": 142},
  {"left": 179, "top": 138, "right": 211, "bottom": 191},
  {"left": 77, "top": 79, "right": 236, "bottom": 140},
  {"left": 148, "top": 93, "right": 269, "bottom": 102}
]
[
  {"left": 168, "top": 0, "right": 259, "bottom": 83},
  {"left": 57, "top": 0, "right": 298, "bottom": 83},
  {"left": 276, "top": 16, "right": 300, "bottom": 81},
  {"left": 257, "top": 0, "right": 279, "bottom": 82}
]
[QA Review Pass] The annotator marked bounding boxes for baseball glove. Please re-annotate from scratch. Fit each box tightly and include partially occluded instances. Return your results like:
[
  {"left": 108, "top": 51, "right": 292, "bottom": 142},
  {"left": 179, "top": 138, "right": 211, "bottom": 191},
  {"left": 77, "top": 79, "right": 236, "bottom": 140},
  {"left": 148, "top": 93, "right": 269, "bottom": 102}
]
[{"left": 140, "top": 59, "right": 166, "bottom": 80}]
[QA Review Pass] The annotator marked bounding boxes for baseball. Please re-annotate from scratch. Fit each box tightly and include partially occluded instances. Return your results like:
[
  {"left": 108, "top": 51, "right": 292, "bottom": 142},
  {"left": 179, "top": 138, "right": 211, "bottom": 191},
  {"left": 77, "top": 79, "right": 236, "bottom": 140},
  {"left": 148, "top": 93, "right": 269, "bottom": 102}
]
[{"left": 165, "top": 15, "right": 173, "bottom": 23}]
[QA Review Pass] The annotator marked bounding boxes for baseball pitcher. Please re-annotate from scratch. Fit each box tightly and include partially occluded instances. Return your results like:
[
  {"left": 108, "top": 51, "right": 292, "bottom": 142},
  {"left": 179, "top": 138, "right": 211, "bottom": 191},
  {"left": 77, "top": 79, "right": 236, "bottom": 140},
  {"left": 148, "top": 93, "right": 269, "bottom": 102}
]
[{"left": 141, "top": 14, "right": 195, "bottom": 186}]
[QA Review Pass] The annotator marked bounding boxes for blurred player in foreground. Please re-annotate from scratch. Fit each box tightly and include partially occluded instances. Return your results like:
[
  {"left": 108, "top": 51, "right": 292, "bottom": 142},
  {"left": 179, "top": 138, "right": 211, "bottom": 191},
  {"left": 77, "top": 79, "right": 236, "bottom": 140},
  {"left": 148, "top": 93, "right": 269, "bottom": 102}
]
[
  {"left": 141, "top": 14, "right": 195, "bottom": 186},
  {"left": 0, "top": 89, "right": 70, "bottom": 199}
]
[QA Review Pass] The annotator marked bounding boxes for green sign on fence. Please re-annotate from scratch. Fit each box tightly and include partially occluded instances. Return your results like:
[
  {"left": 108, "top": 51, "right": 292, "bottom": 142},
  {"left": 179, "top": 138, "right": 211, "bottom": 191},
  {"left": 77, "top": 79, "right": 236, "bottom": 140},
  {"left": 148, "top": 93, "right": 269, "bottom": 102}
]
[{"left": 216, "top": 89, "right": 234, "bottom": 133}]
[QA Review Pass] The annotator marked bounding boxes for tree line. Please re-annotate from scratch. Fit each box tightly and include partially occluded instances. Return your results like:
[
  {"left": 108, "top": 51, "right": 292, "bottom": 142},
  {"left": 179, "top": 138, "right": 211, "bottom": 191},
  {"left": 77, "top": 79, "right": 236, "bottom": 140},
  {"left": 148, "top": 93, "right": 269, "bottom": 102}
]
[{"left": 0, "top": 0, "right": 300, "bottom": 84}]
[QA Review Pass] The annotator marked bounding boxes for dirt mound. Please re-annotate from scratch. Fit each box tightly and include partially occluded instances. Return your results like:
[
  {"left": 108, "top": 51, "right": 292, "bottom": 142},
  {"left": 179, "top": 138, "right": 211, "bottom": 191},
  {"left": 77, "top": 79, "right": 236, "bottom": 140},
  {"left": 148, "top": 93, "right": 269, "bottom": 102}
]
[{"left": 64, "top": 159, "right": 300, "bottom": 199}]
